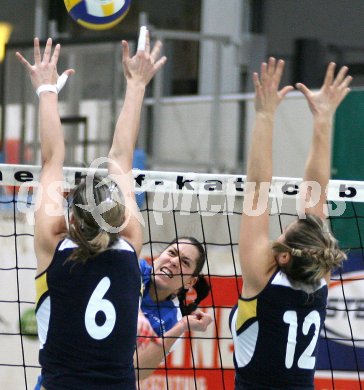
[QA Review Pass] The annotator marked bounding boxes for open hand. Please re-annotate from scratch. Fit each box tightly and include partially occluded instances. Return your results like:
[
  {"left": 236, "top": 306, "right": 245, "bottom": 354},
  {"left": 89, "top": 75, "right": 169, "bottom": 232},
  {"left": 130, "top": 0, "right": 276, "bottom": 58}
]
[
  {"left": 253, "top": 57, "right": 293, "bottom": 115},
  {"left": 122, "top": 29, "right": 167, "bottom": 87},
  {"left": 296, "top": 62, "right": 352, "bottom": 118},
  {"left": 16, "top": 37, "right": 75, "bottom": 92}
]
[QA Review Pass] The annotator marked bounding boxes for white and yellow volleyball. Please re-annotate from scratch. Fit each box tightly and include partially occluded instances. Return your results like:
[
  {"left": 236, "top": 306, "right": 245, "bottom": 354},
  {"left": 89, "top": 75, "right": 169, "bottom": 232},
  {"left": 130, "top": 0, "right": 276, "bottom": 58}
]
[{"left": 64, "top": 0, "right": 131, "bottom": 30}]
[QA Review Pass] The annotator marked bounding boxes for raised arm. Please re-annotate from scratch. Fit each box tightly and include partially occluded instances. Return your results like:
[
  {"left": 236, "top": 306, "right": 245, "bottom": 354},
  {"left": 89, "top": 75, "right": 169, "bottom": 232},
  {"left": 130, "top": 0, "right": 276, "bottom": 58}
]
[
  {"left": 16, "top": 38, "right": 74, "bottom": 274},
  {"left": 107, "top": 29, "right": 166, "bottom": 256},
  {"left": 239, "top": 58, "right": 293, "bottom": 296},
  {"left": 296, "top": 63, "right": 352, "bottom": 219}
]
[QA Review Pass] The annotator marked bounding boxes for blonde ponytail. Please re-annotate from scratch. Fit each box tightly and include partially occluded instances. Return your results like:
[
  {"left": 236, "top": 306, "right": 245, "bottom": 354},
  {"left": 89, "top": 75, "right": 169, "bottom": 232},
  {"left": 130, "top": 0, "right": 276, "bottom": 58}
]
[
  {"left": 67, "top": 175, "right": 124, "bottom": 264},
  {"left": 272, "top": 214, "right": 347, "bottom": 285}
]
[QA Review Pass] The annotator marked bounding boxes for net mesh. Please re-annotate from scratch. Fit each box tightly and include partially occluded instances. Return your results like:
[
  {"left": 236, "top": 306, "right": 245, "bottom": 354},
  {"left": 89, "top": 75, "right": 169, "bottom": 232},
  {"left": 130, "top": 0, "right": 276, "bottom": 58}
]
[{"left": 0, "top": 164, "right": 363, "bottom": 390}]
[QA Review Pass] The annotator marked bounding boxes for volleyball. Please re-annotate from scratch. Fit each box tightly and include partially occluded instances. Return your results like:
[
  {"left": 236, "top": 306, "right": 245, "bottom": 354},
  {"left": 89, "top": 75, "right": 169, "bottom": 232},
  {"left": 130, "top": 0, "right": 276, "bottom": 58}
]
[{"left": 64, "top": 0, "right": 131, "bottom": 30}]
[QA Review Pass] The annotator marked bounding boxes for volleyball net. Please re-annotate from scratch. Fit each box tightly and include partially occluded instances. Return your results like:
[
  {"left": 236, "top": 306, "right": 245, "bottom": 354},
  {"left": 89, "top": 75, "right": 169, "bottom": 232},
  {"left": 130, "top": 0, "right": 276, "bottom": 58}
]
[{"left": 0, "top": 164, "right": 363, "bottom": 390}]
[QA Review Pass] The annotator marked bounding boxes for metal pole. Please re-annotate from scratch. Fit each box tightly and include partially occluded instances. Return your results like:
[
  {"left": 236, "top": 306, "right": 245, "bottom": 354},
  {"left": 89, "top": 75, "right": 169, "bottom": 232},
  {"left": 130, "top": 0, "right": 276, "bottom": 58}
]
[
  {"left": 138, "top": 12, "right": 148, "bottom": 28},
  {"left": 34, "top": 0, "right": 47, "bottom": 39},
  {"left": 65, "top": 51, "right": 80, "bottom": 165},
  {"left": 210, "top": 41, "right": 223, "bottom": 171},
  {"left": 0, "top": 49, "right": 7, "bottom": 155},
  {"left": 151, "top": 38, "right": 164, "bottom": 164},
  {"left": 111, "top": 42, "right": 120, "bottom": 148},
  {"left": 19, "top": 68, "right": 27, "bottom": 164}
]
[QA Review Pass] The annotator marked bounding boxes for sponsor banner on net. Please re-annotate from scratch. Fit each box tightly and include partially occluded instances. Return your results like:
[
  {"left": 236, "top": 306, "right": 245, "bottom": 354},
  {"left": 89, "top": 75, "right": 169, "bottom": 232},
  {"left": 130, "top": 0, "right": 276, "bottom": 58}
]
[{"left": 0, "top": 163, "right": 363, "bottom": 202}]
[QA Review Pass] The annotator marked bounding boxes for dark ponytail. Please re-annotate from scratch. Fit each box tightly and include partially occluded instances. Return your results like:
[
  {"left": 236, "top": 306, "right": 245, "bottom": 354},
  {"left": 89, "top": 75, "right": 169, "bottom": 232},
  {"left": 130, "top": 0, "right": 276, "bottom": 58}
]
[{"left": 177, "top": 275, "right": 211, "bottom": 316}]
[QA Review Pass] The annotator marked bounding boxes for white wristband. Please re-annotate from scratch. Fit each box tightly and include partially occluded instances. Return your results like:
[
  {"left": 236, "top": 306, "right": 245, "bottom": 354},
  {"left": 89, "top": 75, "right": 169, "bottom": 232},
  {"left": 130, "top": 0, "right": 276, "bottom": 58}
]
[{"left": 36, "top": 84, "right": 58, "bottom": 97}]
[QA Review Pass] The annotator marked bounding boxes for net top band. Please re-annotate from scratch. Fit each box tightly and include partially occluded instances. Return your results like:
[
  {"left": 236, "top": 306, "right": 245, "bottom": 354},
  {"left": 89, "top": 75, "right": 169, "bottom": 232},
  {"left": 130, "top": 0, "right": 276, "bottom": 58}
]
[{"left": 0, "top": 163, "right": 362, "bottom": 203}]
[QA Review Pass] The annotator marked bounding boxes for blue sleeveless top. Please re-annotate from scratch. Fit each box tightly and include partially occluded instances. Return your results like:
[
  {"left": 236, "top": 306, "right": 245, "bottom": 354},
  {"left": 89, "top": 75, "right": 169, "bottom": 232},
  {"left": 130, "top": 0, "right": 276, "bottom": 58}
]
[{"left": 139, "top": 259, "right": 182, "bottom": 337}]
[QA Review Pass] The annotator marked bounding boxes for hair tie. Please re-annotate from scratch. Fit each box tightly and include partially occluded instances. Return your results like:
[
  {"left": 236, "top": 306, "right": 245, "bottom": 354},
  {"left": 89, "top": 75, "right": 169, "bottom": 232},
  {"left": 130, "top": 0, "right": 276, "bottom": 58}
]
[{"left": 291, "top": 248, "right": 302, "bottom": 257}]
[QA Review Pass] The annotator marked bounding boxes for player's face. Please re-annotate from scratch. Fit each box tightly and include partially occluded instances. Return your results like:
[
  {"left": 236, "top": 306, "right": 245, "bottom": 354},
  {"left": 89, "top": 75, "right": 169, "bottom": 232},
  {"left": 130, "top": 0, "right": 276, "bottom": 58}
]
[{"left": 153, "top": 241, "right": 199, "bottom": 294}]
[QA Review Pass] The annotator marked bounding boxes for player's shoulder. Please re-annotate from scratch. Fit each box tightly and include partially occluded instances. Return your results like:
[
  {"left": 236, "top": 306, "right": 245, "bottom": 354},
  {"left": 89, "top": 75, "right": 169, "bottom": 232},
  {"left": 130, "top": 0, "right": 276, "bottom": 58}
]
[
  {"left": 111, "top": 237, "right": 136, "bottom": 253},
  {"left": 139, "top": 259, "right": 152, "bottom": 287}
]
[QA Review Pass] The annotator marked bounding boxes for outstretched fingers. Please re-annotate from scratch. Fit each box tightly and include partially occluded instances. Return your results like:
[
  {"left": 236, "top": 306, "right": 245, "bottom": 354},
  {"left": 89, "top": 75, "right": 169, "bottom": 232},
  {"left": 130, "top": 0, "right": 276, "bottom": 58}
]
[
  {"left": 260, "top": 62, "right": 268, "bottom": 85},
  {"left": 253, "top": 72, "right": 264, "bottom": 101},
  {"left": 273, "top": 59, "right": 285, "bottom": 85},
  {"left": 150, "top": 40, "right": 162, "bottom": 63},
  {"left": 267, "top": 57, "right": 276, "bottom": 77},
  {"left": 261, "top": 57, "right": 286, "bottom": 89},
  {"left": 153, "top": 55, "right": 167, "bottom": 73},
  {"left": 18, "top": 37, "right": 59, "bottom": 70},
  {"left": 137, "top": 26, "right": 148, "bottom": 52},
  {"left": 121, "top": 40, "right": 130, "bottom": 63},
  {"left": 279, "top": 85, "right": 294, "bottom": 99},
  {"left": 329, "top": 64, "right": 352, "bottom": 102},
  {"left": 322, "top": 62, "right": 336, "bottom": 88},
  {"left": 262, "top": 57, "right": 292, "bottom": 96},
  {"left": 253, "top": 72, "right": 261, "bottom": 89},
  {"left": 253, "top": 57, "right": 292, "bottom": 113},
  {"left": 144, "top": 29, "right": 150, "bottom": 54},
  {"left": 339, "top": 75, "right": 352, "bottom": 100},
  {"left": 33, "top": 37, "right": 41, "bottom": 65},
  {"left": 122, "top": 29, "right": 167, "bottom": 85},
  {"left": 332, "top": 65, "right": 348, "bottom": 88},
  {"left": 50, "top": 43, "right": 60, "bottom": 67},
  {"left": 64, "top": 68, "right": 76, "bottom": 77},
  {"left": 42, "top": 38, "right": 53, "bottom": 64},
  {"left": 295, "top": 82, "right": 311, "bottom": 98},
  {"left": 340, "top": 75, "right": 353, "bottom": 90},
  {"left": 15, "top": 51, "right": 32, "bottom": 71},
  {"left": 297, "top": 62, "right": 352, "bottom": 116}
]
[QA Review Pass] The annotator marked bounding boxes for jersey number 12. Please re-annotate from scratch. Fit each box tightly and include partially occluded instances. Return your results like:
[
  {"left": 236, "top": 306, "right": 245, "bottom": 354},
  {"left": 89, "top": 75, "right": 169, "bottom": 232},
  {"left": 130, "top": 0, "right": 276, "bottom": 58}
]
[{"left": 283, "top": 310, "right": 321, "bottom": 370}]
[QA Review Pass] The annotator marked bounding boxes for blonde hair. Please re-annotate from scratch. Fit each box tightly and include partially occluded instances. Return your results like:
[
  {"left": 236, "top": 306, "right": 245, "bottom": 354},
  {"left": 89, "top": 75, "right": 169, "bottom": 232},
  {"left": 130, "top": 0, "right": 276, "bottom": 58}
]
[
  {"left": 67, "top": 175, "right": 125, "bottom": 263},
  {"left": 272, "top": 214, "right": 347, "bottom": 285}
]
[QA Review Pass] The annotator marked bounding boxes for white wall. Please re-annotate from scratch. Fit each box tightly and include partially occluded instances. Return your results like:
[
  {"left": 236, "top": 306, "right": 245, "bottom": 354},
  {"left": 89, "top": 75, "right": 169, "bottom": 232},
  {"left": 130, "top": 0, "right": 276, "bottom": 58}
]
[
  {"left": 245, "top": 92, "right": 312, "bottom": 178},
  {"left": 199, "top": 0, "right": 244, "bottom": 94},
  {"left": 152, "top": 98, "right": 240, "bottom": 171},
  {"left": 4, "top": 91, "right": 313, "bottom": 177}
]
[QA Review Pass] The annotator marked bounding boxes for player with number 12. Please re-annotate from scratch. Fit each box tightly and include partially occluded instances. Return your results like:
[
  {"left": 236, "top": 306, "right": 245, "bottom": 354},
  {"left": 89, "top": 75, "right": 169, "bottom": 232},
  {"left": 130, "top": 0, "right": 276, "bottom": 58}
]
[{"left": 230, "top": 58, "right": 351, "bottom": 389}]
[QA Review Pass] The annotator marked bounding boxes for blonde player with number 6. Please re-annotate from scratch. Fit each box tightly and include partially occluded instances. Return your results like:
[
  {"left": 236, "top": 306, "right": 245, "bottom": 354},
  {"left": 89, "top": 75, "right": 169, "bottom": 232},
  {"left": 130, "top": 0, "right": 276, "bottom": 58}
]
[{"left": 16, "top": 28, "right": 166, "bottom": 390}]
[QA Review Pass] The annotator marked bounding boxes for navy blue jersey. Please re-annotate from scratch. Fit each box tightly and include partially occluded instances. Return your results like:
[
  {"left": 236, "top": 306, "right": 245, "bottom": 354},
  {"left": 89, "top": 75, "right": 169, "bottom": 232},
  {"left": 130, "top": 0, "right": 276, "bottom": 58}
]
[
  {"left": 35, "top": 238, "right": 141, "bottom": 390},
  {"left": 139, "top": 259, "right": 182, "bottom": 337},
  {"left": 229, "top": 270, "right": 328, "bottom": 389}
]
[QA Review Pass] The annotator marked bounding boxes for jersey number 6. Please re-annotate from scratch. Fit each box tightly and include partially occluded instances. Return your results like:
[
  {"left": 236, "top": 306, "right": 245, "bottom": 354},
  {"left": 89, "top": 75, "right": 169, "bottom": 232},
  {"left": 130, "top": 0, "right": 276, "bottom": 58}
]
[
  {"left": 85, "top": 277, "right": 116, "bottom": 340},
  {"left": 283, "top": 310, "right": 321, "bottom": 370}
]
